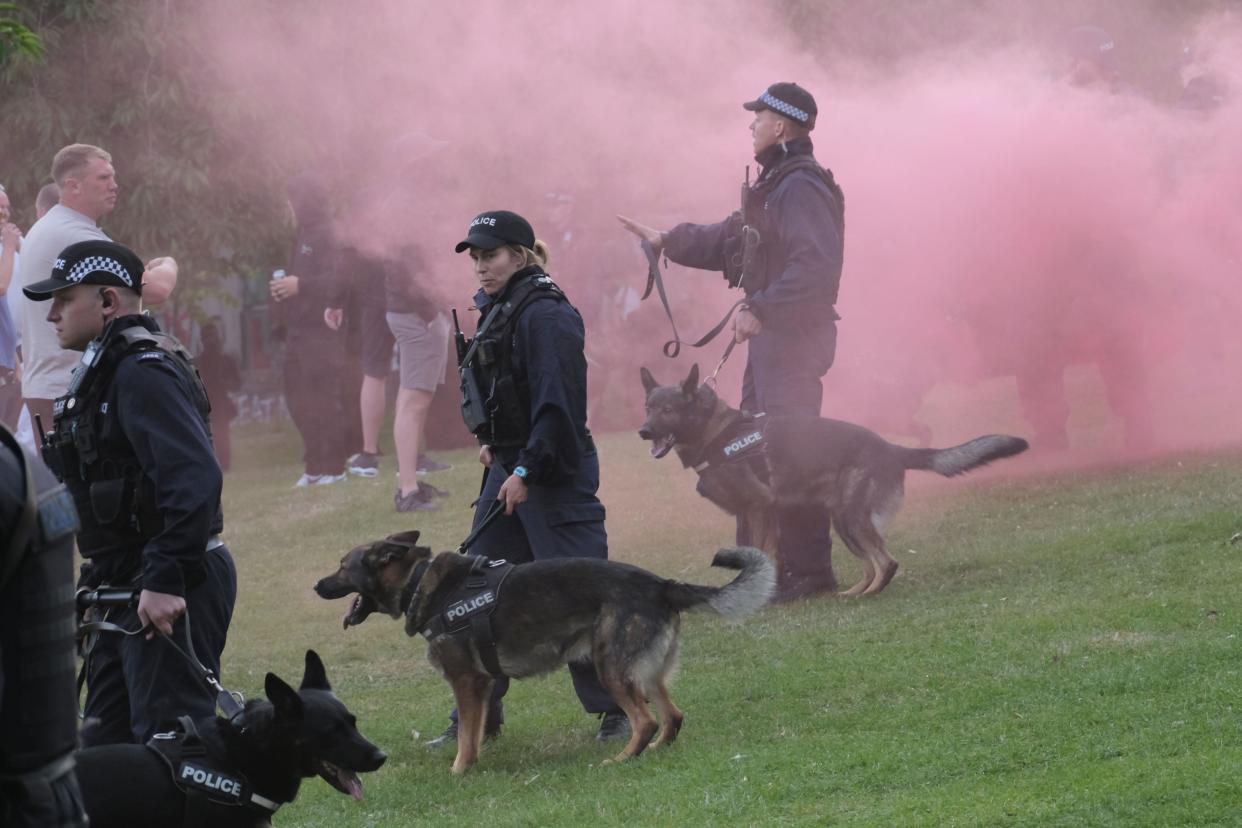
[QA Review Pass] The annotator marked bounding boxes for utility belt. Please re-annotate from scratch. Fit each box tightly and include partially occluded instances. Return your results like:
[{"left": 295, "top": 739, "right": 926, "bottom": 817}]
[{"left": 78, "top": 536, "right": 224, "bottom": 594}]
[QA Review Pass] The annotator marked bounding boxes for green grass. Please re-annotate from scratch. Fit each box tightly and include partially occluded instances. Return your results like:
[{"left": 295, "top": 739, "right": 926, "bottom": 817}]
[{"left": 215, "top": 422, "right": 1242, "bottom": 826}]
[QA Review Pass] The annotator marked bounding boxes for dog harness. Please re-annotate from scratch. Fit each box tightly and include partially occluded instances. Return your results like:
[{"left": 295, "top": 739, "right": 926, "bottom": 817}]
[
  {"left": 417, "top": 556, "right": 514, "bottom": 677},
  {"left": 146, "top": 715, "right": 282, "bottom": 826},
  {"left": 691, "top": 412, "right": 769, "bottom": 473}
]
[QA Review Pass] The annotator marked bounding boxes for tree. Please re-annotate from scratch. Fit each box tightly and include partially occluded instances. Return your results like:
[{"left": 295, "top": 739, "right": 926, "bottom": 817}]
[
  {"left": 0, "top": 2, "right": 41, "bottom": 64},
  {"left": 0, "top": 1, "right": 302, "bottom": 336}
]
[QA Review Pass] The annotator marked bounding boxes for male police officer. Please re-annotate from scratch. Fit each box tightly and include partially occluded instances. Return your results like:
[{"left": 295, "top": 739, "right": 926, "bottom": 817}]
[
  {"left": 23, "top": 239, "right": 236, "bottom": 747},
  {"left": 619, "top": 82, "right": 845, "bottom": 600},
  {"left": 0, "top": 422, "right": 88, "bottom": 827}
]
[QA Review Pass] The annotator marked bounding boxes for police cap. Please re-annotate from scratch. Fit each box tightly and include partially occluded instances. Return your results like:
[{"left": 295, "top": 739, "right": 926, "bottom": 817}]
[
  {"left": 24, "top": 239, "right": 144, "bottom": 301},
  {"left": 455, "top": 210, "right": 536, "bottom": 254},
  {"left": 742, "top": 82, "right": 817, "bottom": 129}
]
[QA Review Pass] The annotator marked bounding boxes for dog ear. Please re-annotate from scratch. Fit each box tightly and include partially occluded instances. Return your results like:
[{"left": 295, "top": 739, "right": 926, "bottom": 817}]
[
  {"left": 682, "top": 364, "right": 700, "bottom": 397},
  {"left": 386, "top": 530, "right": 421, "bottom": 547},
  {"left": 640, "top": 366, "right": 659, "bottom": 394},
  {"left": 265, "top": 672, "right": 304, "bottom": 720},
  {"left": 300, "top": 649, "right": 331, "bottom": 691}
]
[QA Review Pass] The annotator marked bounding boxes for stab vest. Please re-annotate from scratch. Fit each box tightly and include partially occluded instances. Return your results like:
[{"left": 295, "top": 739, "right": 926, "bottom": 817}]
[
  {"left": 42, "top": 316, "right": 213, "bottom": 549},
  {"left": 459, "top": 270, "right": 569, "bottom": 448},
  {"left": 722, "top": 155, "right": 846, "bottom": 293}
]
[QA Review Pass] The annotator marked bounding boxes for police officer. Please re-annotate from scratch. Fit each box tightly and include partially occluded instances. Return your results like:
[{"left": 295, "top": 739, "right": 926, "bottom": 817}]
[
  {"left": 0, "top": 422, "right": 88, "bottom": 827},
  {"left": 425, "top": 210, "right": 628, "bottom": 747},
  {"left": 619, "top": 82, "right": 845, "bottom": 600},
  {"left": 23, "top": 239, "right": 237, "bottom": 747}
]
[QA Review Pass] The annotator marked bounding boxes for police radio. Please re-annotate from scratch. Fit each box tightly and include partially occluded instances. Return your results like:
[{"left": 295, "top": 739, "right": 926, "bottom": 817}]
[{"left": 453, "top": 309, "right": 490, "bottom": 436}]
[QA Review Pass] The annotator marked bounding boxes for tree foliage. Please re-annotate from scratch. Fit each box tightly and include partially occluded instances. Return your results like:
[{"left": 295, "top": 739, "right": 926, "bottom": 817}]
[
  {"left": 0, "top": 2, "right": 41, "bottom": 64},
  {"left": 0, "top": 0, "right": 298, "bottom": 329}
]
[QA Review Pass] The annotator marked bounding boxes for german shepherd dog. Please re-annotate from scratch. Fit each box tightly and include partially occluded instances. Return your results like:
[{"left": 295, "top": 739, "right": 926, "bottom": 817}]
[
  {"left": 312, "top": 531, "right": 775, "bottom": 773},
  {"left": 75, "top": 650, "right": 387, "bottom": 828},
  {"left": 640, "top": 364, "right": 1029, "bottom": 596}
]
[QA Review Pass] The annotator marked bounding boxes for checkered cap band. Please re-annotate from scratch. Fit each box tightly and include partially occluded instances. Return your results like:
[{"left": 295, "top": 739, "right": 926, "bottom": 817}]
[
  {"left": 761, "top": 92, "right": 810, "bottom": 123},
  {"left": 66, "top": 255, "right": 134, "bottom": 287}
]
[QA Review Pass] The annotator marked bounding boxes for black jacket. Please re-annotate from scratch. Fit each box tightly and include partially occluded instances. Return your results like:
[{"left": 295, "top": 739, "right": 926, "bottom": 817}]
[
  {"left": 66, "top": 317, "right": 223, "bottom": 596},
  {"left": 471, "top": 268, "right": 592, "bottom": 485},
  {"left": 663, "top": 137, "right": 844, "bottom": 327}
]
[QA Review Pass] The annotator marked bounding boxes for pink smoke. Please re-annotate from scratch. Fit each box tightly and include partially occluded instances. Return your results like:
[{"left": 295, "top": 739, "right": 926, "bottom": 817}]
[{"left": 180, "top": 1, "right": 1240, "bottom": 463}]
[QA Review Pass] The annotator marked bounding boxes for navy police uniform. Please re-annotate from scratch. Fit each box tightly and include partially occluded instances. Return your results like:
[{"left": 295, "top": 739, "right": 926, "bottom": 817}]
[
  {"left": 23, "top": 240, "right": 237, "bottom": 747},
  {"left": 662, "top": 83, "right": 845, "bottom": 597},
  {"left": 0, "top": 423, "right": 88, "bottom": 827},
  {"left": 452, "top": 212, "right": 619, "bottom": 730}
]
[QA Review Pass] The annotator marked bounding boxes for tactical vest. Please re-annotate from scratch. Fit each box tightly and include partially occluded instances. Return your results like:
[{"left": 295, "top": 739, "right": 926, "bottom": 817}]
[
  {"left": 691, "top": 412, "right": 769, "bottom": 473},
  {"left": 415, "top": 556, "right": 513, "bottom": 677},
  {"left": 722, "top": 155, "right": 846, "bottom": 293},
  {"left": 146, "top": 716, "right": 282, "bottom": 823},
  {"left": 42, "top": 317, "right": 213, "bottom": 546},
  {"left": 0, "top": 424, "right": 86, "bottom": 828},
  {"left": 458, "top": 270, "right": 570, "bottom": 448}
]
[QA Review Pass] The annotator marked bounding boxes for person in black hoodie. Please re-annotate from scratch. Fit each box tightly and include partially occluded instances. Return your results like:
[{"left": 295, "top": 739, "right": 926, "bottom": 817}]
[
  {"left": 618, "top": 82, "right": 846, "bottom": 601},
  {"left": 271, "top": 172, "right": 350, "bottom": 486},
  {"left": 422, "top": 210, "right": 628, "bottom": 748}
]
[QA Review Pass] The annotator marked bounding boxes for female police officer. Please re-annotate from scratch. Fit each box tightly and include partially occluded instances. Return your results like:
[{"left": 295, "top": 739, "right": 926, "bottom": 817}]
[{"left": 424, "top": 210, "right": 627, "bottom": 747}]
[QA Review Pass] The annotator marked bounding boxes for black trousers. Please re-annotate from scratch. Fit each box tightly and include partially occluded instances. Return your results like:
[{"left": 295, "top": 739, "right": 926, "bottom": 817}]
[
  {"left": 79, "top": 545, "right": 237, "bottom": 747},
  {"left": 741, "top": 320, "right": 838, "bottom": 592},
  {"left": 283, "top": 335, "right": 349, "bottom": 475},
  {"left": 449, "top": 451, "right": 619, "bottom": 728}
]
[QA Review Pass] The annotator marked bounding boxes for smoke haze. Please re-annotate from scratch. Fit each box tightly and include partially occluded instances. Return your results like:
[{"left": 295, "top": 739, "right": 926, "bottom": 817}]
[{"left": 184, "top": 0, "right": 1241, "bottom": 461}]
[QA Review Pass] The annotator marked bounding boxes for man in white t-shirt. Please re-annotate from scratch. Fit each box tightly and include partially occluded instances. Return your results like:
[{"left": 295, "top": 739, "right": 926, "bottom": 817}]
[{"left": 17, "top": 144, "right": 178, "bottom": 431}]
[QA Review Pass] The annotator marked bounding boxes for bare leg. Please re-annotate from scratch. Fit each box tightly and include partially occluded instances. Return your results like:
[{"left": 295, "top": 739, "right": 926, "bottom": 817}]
[
  {"left": 359, "top": 375, "right": 387, "bottom": 455},
  {"left": 394, "top": 387, "right": 433, "bottom": 497}
]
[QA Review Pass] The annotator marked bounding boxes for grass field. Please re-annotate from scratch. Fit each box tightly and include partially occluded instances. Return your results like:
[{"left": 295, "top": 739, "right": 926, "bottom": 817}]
[{"left": 215, "top": 419, "right": 1241, "bottom": 827}]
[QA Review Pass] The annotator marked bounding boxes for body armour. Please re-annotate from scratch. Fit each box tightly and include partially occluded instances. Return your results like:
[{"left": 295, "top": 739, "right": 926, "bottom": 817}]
[
  {"left": 41, "top": 316, "right": 215, "bottom": 558},
  {"left": 0, "top": 423, "right": 88, "bottom": 828},
  {"left": 457, "top": 270, "right": 570, "bottom": 448},
  {"left": 722, "top": 155, "right": 846, "bottom": 293}
]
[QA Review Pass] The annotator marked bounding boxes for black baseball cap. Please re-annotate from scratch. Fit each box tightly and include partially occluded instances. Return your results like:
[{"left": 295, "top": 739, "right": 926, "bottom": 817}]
[
  {"left": 743, "top": 82, "right": 818, "bottom": 129},
  {"left": 454, "top": 210, "right": 536, "bottom": 253},
  {"left": 24, "top": 239, "right": 144, "bottom": 301}
]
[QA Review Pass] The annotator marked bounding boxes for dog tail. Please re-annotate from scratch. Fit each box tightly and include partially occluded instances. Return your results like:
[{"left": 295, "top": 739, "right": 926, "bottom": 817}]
[
  {"left": 899, "top": 434, "right": 1029, "bottom": 477},
  {"left": 664, "top": 546, "right": 776, "bottom": 620}
]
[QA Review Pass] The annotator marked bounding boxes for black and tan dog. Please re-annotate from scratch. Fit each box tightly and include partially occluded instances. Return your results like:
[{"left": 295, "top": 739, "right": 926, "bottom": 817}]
[
  {"left": 640, "top": 364, "right": 1029, "bottom": 596},
  {"left": 76, "top": 650, "right": 386, "bottom": 828},
  {"left": 313, "top": 531, "right": 774, "bottom": 773}
]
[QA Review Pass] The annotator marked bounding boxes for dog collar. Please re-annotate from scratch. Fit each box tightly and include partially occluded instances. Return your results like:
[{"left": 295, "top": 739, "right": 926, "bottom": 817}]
[{"left": 399, "top": 560, "right": 431, "bottom": 615}]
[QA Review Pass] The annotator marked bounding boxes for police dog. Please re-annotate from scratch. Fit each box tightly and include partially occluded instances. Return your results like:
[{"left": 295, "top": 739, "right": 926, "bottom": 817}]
[
  {"left": 639, "top": 364, "right": 1029, "bottom": 596},
  {"left": 312, "top": 531, "right": 774, "bottom": 773},
  {"left": 75, "top": 650, "right": 387, "bottom": 828}
]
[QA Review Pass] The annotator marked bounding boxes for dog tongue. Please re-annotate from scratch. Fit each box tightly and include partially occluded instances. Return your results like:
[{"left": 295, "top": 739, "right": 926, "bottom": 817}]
[
  {"left": 339, "top": 769, "right": 364, "bottom": 801},
  {"left": 651, "top": 435, "right": 675, "bottom": 459}
]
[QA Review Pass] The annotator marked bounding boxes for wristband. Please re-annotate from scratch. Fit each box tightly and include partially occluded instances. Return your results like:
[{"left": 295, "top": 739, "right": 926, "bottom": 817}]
[{"left": 513, "top": 465, "right": 529, "bottom": 480}]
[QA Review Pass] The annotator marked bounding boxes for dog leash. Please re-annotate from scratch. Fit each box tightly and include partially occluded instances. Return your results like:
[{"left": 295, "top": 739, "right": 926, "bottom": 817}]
[
  {"left": 457, "top": 497, "right": 506, "bottom": 555},
  {"left": 640, "top": 240, "right": 748, "bottom": 360},
  {"left": 76, "top": 588, "right": 245, "bottom": 721}
]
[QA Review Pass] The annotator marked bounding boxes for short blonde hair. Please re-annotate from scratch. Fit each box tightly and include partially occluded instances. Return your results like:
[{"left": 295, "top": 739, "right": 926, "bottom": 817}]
[
  {"left": 51, "top": 144, "right": 112, "bottom": 186},
  {"left": 507, "top": 240, "right": 550, "bottom": 269}
]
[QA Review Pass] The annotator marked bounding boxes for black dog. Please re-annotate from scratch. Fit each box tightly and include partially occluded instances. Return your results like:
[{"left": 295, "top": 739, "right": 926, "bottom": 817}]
[
  {"left": 313, "top": 531, "right": 775, "bottom": 773},
  {"left": 640, "top": 364, "right": 1029, "bottom": 596},
  {"left": 76, "top": 650, "right": 386, "bottom": 827}
]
